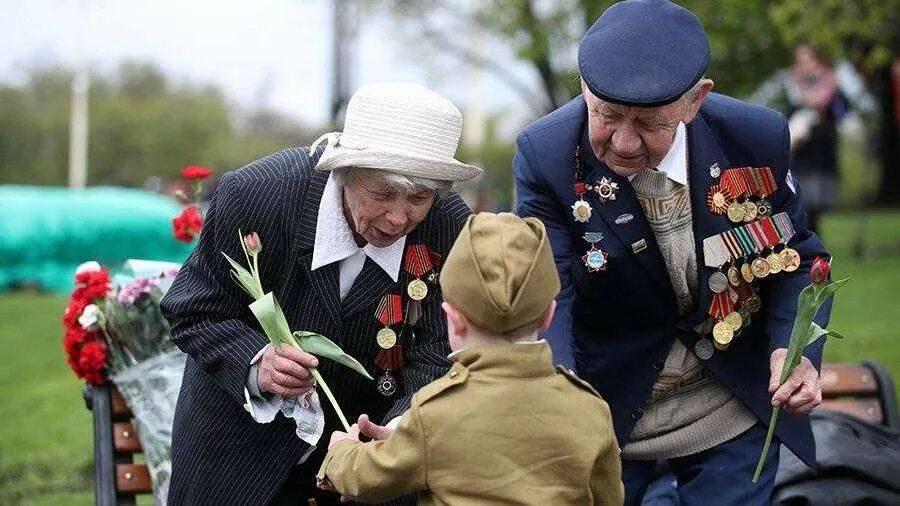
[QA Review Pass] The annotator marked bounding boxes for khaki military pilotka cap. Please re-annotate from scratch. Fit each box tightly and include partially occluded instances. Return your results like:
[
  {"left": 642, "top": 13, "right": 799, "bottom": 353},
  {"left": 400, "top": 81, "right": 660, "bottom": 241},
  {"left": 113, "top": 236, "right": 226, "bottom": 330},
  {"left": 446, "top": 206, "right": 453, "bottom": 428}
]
[{"left": 439, "top": 212, "right": 561, "bottom": 334}]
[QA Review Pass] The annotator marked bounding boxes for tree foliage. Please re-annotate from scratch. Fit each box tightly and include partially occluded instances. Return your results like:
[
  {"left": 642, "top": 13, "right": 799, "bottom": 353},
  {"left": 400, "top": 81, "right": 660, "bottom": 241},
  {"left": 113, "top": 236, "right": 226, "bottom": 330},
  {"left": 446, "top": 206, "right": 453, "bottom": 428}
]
[
  {"left": 375, "top": 0, "right": 897, "bottom": 116},
  {"left": 0, "top": 62, "right": 316, "bottom": 187}
]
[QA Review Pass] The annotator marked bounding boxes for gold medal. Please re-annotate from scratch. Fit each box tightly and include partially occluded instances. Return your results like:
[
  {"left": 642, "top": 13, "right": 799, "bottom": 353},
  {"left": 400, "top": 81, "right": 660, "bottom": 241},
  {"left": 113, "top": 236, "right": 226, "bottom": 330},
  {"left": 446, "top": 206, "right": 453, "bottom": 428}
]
[
  {"left": 780, "top": 248, "right": 801, "bottom": 272},
  {"left": 724, "top": 311, "right": 743, "bottom": 331},
  {"left": 376, "top": 327, "right": 397, "bottom": 349},
  {"left": 740, "top": 263, "right": 755, "bottom": 283},
  {"left": 767, "top": 252, "right": 784, "bottom": 274},
  {"left": 751, "top": 257, "right": 771, "bottom": 279},
  {"left": 407, "top": 279, "right": 428, "bottom": 301},
  {"left": 743, "top": 201, "right": 758, "bottom": 222},
  {"left": 727, "top": 266, "right": 742, "bottom": 287},
  {"left": 712, "top": 321, "right": 734, "bottom": 346},
  {"left": 746, "top": 294, "right": 762, "bottom": 313},
  {"left": 727, "top": 202, "right": 746, "bottom": 223}
]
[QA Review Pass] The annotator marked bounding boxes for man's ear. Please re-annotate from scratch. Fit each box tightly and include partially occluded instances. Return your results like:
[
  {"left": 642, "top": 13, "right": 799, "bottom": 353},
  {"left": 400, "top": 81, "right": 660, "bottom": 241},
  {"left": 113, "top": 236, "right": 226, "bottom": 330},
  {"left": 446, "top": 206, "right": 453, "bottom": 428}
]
[
  {"left": 682, "top": 78, "right": 715, "bottom": 123},
  {"left": 442, "top": 302, "right": 468, "bottom": 338},
  {"left": 537, "top": 300, "right": 558, "bottom": 334}
]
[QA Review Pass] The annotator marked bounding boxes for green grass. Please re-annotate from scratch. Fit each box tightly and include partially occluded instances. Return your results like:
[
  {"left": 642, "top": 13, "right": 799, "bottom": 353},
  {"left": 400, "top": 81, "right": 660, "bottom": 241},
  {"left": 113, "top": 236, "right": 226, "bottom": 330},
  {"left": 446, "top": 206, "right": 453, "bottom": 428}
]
[
  {"left": 0, "top": 211, "right": 897, "bottom": 503},
  {"left": 0, "top": 293, "right": 93, "bottom": 504},
  {"left": 819, "top": 211, "right": 900, "bottom": 382}
]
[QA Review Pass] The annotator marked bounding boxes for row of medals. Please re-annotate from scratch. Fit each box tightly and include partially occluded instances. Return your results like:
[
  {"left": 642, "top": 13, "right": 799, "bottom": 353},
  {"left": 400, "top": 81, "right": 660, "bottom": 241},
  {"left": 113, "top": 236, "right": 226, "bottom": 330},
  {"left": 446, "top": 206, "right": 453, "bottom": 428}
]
[
  {"left": 374, "top": 277, "right": 432, "bottom": 349},
  {"left": 708, "top": 245, "right": 802, "bottom": 350},
  {"left": 372, "top": 276, "right": 433, "bottom": 396}
]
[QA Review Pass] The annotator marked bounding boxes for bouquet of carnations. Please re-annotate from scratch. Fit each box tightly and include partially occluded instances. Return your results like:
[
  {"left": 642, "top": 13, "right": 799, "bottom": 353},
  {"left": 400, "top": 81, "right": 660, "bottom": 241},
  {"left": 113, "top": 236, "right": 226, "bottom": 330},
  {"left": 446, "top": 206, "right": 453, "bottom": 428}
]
[{"left": 62, "top": 260, "right": 184, "bottom": 505}]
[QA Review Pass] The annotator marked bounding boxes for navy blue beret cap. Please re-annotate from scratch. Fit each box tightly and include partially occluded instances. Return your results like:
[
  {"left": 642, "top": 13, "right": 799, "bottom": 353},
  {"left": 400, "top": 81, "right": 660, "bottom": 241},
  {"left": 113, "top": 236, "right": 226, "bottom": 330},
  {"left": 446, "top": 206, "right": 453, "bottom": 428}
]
[{"left": 578, "top": 0, "right": 711, "bottom": 107}]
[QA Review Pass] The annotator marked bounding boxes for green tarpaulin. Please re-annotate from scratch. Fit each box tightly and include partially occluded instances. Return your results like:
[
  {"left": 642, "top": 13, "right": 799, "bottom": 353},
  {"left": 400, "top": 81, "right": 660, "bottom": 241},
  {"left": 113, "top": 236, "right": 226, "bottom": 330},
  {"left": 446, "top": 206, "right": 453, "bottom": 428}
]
[{"left": 0, "top": 185, "right": 193, "bottom": 293}]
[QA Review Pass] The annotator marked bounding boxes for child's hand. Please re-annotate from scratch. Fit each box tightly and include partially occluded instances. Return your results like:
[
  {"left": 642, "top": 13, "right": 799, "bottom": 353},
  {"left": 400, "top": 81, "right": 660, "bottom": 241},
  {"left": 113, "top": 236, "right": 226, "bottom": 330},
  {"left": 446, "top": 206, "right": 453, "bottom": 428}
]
[{"left": 328, "top": 424, "right": 360, "bottom": 448}]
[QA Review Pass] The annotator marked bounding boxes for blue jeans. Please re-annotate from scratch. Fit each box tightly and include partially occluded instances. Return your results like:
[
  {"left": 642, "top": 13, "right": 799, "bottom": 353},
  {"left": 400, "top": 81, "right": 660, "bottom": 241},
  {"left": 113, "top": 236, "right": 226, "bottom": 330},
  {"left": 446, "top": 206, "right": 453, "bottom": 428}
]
[{"left": 622, "top": 424, "right": 780, "bottom": 506}]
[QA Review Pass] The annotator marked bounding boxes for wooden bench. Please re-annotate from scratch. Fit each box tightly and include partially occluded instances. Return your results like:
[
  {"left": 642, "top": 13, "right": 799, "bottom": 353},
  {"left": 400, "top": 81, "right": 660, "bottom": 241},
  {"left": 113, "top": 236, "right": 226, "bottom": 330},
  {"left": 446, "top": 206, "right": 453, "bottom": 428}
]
[
  {"left": 83, "top": 362, "right": 897, "bottom": 504},
  {"left": 83, "top": 383, "right": 153, "bottom": 505},
  {"left": 818, "top": 361, "right": 899, "bottom": 428}
]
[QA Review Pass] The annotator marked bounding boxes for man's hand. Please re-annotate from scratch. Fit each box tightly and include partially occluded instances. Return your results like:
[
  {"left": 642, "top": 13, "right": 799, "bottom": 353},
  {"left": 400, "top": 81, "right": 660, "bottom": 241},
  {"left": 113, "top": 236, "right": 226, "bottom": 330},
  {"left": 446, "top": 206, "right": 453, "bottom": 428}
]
[
  {"left": 257, "top": 345, "right": 318, "bottom": 398},
  {"left": 357, "top": 414, "right": 392, "bottom": 441},
  {"left": 769, "top": 348, "right": 822, "bottom": 414},
  {"left": 329, "top": 424, "right": 361, "bottom": 449}
]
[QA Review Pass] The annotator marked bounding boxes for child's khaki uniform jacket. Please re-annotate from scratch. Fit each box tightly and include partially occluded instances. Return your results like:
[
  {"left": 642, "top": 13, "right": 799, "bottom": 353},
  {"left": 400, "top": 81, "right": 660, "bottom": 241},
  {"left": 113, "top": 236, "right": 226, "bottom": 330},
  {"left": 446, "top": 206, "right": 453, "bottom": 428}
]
[{"left": 318, "top": 342, "right": 624, "bottom": 505}]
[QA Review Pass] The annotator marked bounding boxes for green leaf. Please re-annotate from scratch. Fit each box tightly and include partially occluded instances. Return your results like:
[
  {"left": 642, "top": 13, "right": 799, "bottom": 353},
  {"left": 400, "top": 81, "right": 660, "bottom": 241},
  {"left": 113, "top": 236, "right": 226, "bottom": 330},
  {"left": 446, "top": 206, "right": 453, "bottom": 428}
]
[
  {"left": 806, "top": 322, "right": 829, "bottom": 347},
  {"left": 814, "top": 277, "right": 851, "bottom": 306},
  {"left": 293, "top": 331, "right": 374, "bottom": 381},
  {"left": 249, "top": 292, "right": 295, "bottom": 347},
  {"left": 222, "top": 252, "right": 264, "bottom": 299},
  {"left": 826, "top": 328, "right": 847, "bottom": 340}
]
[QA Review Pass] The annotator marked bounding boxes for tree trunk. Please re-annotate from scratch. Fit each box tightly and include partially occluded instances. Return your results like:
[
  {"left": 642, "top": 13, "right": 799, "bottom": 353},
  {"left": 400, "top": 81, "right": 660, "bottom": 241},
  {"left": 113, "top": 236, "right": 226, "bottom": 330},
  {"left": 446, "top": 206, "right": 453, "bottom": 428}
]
[{"left": 876, "top": 61, "right": 900, "bottom": 205}]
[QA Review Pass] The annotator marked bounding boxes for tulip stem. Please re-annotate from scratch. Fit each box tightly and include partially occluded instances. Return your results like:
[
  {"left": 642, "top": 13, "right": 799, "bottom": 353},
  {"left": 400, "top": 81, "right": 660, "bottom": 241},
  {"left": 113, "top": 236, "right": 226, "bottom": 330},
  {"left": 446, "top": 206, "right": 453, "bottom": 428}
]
[
  {"left": 752, "top": 407, "right": 779, "bottom": 483},
  {"left": 310, "top": 367, "right": 351, "bottom": 432}
]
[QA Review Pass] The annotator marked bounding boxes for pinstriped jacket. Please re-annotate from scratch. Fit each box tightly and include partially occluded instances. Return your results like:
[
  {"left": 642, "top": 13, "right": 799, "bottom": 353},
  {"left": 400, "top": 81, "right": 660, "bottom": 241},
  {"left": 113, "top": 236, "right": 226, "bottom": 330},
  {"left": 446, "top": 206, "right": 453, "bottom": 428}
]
[{"left": 160, "top": 147, "right": 472, "bottom": 504}]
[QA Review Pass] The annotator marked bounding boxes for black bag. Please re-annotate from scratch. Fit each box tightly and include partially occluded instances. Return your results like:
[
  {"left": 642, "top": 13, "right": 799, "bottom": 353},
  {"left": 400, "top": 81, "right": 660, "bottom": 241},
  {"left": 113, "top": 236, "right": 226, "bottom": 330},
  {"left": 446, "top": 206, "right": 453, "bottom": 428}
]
[{"left": 773, "top": 411, "right": 900, "bottom": 505}]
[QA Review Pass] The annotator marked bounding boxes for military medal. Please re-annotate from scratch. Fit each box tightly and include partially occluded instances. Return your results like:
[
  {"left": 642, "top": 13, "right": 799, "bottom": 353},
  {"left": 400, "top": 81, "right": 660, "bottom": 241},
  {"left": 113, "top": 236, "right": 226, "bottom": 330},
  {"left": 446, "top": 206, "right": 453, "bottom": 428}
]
[
  {"left": 571, "top": 200, "right": 592, "bottom": 223},
  {"left": 751, "top": 257, "right": 771, "bottom": 278},
  {"left": 781, "top": 248, "right": 801, "bottom": 272},
  {"left": 375, "top": 327, "right": 397, "bottom": 349},
  {"left": 740, "top": 263, "right": 754, "bottom": 283},
  {"left": 375, "top": 295, "right": 402, "bottom": 349},
  {"left": 695, "top": 338, "right": 715, "bottom": 360},
  {"left": 594, "top": 177, "right": 620, "bottom": 202},
  {"left": 407, "top": 279, "right": 428, "bottom": 301},
  {"left": 754, "top": 168, "right": 777, "bottom": 217},
  {"left": 723, "top": 311, "right": 743, "bottom": 331},
  {"left": 767, "top": 252, "right": 784, "bottom": 274},
  {"left": 712, "top": 321, "right": 734, "bottom": 348},
  {"left": 404, "top": 244, "right": 435, "bottom": 301},
  {"left": 726, "top": 202, "right": 746, "bottom": 223},
  {"left": 742, "top": 200, "right": 758, "bottom": 222},
  {"left": 708, "top": 271, "right": 728, "bottom": 293},
  {"left": 746, "top": 293, "right": 762, "bottom": 313},
  {"left": 373, "top": 294, "right": 405, "bottom": 396},
  {"left": 727, "top": 265, "right": 742, "bottom": 287},
  {"left": 582, "top": 232, "right": 608, "bottom": 272},
  {"left": 376, "top": 371, "right": 398, "bottom": 397},
  {"left": 706, "top": 185, "right": 731, "bottom": 215}
]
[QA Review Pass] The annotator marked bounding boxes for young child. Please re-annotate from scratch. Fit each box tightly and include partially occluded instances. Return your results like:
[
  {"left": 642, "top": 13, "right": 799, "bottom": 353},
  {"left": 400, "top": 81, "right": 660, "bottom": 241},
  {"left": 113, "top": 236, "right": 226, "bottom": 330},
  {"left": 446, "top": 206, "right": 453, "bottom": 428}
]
[{"left": 316, "top": 212, "right": 624, "bottom": 505}]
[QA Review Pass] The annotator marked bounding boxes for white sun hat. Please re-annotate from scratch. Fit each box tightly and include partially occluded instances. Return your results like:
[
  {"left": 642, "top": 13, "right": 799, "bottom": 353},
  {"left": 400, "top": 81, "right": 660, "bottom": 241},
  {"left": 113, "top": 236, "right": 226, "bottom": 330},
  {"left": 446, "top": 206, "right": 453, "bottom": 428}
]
[{"left": 309, "top": 83, "right": 483, "bottom": 182}]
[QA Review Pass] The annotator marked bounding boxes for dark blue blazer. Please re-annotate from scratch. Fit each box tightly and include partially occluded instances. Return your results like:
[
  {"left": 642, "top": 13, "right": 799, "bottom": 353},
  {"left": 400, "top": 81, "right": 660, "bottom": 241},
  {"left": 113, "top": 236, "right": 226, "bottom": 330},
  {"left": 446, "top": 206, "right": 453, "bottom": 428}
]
[
  {"left": 161, "top": 147, "right": 470, "bottom": 504},
  {"left": 514, "top": 93, "right": 830, "bottom": 467}
]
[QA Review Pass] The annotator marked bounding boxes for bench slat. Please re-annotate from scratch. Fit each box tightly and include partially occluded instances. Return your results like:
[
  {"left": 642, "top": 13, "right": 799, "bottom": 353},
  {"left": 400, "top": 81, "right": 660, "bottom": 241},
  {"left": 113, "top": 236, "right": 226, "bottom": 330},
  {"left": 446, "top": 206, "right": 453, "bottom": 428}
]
[
  {"left": 820, "top": 398, "right": 884, "bottom": 425},
  {"left": 111, "top": 389, "right": 132, "bottom": 418},
  {"left": 113, "top": 422, "right": 142, "bottom": 454},
  {"left": 116, "top": 463, "right": 152, "bottom": 494},
  {"left": 820, "top": 363, "right": 879, "bottom": 396}
]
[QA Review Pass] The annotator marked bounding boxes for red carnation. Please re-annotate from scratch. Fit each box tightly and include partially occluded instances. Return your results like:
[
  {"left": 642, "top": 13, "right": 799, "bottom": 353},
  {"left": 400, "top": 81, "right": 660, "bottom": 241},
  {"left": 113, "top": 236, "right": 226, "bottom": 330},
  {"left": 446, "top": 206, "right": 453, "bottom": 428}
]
[
  {"left": 75, "top": 269, "right": 111, "bottom": 300},
  {"left": 78, "top": 340, "right": 107, "bottom": 384},
  {"left": 181, "top": 165, "right": 213, "bottom": 181},
  {"left": 67, "top": 352, "right": 84, "bottom": 378},
  {"left": 63, "top": 327, "right": 91, "bottom": 355},
  {"left": 173, "top": 206, "right": 204, "bottom": 243},
  {"left": 63, "top": 297, "right": 88, "bottom": 328},
  {"left": 810, "top": 257, "right": 830, "bottom": 284}
]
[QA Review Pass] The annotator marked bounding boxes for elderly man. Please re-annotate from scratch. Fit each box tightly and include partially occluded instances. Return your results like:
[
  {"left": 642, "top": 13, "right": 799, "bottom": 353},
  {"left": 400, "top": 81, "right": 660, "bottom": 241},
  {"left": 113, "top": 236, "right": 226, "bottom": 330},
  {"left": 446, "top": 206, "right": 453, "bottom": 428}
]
[
  {"left": 514, "top": 1, "right": 831, "bottom": 504},
  {"left": 161, "top": 83, "right": 481, "bottom": 504}
]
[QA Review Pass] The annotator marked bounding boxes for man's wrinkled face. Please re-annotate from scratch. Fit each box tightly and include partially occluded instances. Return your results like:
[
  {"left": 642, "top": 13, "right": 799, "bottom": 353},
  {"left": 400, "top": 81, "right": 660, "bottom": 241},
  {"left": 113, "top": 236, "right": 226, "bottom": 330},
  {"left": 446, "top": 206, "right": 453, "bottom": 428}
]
[
  {"left": 342, "top": 172, "right": 436, "bottom": 248},
  {"left": 583, "top": 79, "right": 712, "bottom": 177}
]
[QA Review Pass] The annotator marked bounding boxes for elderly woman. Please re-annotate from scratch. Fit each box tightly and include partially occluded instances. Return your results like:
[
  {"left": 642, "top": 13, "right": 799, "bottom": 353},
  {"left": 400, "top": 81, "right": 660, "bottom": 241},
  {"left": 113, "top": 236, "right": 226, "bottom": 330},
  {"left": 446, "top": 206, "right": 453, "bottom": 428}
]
[{"left": 160, "top": 84, "right": 481, "bottom": 505}]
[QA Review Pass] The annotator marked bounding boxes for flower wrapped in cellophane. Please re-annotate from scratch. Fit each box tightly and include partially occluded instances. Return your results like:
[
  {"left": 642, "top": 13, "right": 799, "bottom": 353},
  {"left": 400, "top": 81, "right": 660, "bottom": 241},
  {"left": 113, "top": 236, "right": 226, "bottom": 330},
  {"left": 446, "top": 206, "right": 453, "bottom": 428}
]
[{"left": 62, "top": 259, "right": 184, "bottom": 505}]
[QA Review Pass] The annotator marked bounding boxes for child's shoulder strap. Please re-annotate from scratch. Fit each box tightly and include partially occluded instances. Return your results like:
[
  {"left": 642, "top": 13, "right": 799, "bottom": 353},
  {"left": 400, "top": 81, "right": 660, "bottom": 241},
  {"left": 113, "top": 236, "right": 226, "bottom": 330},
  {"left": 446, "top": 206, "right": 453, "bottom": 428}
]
[
  {"left": 413, "top": 362, "right": 469, "bottom": 407},
  {"left": 555, "top": 365, "right": 602, "bottom": 398}
]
